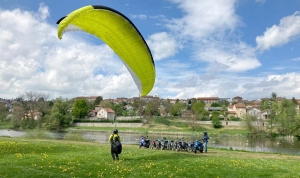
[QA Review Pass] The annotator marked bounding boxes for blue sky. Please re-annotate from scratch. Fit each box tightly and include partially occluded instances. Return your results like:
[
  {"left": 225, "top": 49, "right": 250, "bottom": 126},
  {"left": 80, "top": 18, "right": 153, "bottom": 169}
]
[{"left": 0, "top": 0, "right": 300, "bottom": 100}]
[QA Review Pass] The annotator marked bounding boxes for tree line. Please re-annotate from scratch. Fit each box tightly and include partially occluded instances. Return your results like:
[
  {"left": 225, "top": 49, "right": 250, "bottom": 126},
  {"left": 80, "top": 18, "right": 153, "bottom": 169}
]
[
  {"left": 1, "top": 91, "right": 299, "bottom": 137},
  {"left": 1, "top": 92, "right": 228, "bottom": 130},
  {"left": 244, "top": 92, "right": 300, "bottom": 137}
]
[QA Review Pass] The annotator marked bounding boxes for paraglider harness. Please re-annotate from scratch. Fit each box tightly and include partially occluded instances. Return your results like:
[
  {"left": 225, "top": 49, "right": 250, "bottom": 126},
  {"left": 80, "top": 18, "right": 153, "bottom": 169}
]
[{"left": 110, "top": 133, "right": 122, "bottom": 154}]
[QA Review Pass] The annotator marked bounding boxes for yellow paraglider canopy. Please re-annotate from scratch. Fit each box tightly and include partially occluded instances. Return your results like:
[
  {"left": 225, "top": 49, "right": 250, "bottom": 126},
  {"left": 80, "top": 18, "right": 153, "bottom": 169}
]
[{"left": 57, "top": 5, "right": 155, "bottom": 96}]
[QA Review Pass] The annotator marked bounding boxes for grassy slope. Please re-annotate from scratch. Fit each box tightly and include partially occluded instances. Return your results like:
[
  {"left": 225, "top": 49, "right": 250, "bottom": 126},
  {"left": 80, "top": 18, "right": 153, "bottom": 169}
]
[{"left": 0, "top": 138, "right": 299, "bottom": 178}]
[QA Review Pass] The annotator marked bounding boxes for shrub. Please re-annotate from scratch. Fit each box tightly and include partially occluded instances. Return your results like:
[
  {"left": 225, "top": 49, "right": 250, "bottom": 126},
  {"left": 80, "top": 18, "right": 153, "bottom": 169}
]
[
  {"left": 229, "top": 115, "right": 241, "bottom": 121},
  {"left": 154, "top": 117, "right": 171, "bottom": 125},
  {"left": 170, "top": 121, "right": 189, "bottom": 127},
  {"left": 200, "top": 116, "right": 210, "bottom": 121}
]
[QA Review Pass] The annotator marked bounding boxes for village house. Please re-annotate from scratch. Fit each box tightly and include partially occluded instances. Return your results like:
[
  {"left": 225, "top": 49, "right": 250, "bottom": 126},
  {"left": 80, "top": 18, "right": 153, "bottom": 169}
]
[
  {"left": 227, "top": 103, "right": 246, "bottom": 119},
  {"left": 196, "top": 97, "right": 219, "bottom": 107},
  {"left": 247, "top": 108, "right": 263, "bottom": 120},
  {"left": 232, "top": 96, "right": 243, "bottom": 103},
  {"left": 88, "top": 110, "right": 98, "bottom": 117},
  {"left": 23, "top": 111, "right": 42, "bottom": 120},
  {"left": 97, "top": 108, "right": 115, "bottom": 120},
  {"left": 233, "top": 103, "right": 246, "bottom": 118},
  {"left": 124, "top": 105, "right": 133, "bottom": 110}
]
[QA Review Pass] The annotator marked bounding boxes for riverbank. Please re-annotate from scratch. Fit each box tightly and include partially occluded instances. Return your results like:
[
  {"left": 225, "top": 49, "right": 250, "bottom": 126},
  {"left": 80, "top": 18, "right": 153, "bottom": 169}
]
[
  {"left": 0, "top": 118, "right": 254, "bottom": 136},
  {"left": 0, "top": 137, "right": 299, "bottom": 178},
  {"left": 69, "top": 120, "right": 249, "bottom": 136}
]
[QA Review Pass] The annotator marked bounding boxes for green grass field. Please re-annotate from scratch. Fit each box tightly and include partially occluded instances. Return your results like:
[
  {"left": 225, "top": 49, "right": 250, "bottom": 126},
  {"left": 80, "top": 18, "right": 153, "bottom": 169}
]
[{"left": 0, "top": 138, "right": 299, "bottom": 178}]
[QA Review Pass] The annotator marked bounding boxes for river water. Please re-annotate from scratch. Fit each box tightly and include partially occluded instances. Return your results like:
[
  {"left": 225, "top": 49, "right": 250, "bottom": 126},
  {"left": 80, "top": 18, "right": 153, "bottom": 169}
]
[{"left": 1, "top": 130, "right": 299, "bottom": 155}]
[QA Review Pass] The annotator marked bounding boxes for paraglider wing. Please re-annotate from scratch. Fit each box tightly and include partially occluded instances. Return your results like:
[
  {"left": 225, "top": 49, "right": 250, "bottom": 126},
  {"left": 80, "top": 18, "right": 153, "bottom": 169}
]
[{"left": 57, "top": 5, "right": 155, "bottom": 96}]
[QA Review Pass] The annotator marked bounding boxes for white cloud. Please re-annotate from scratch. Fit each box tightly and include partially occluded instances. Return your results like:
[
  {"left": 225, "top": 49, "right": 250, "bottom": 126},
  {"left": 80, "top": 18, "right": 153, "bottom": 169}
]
[
  {"left": 196, "top": 41, "right": 261, "bottom": 72},
  {"left": 156, "top": 70, "right": 300, "bottom": 100},
  {"left": 163, "top": 0, "right": 261, "bottom": 73},
  {"left": 147, "top": 32, "right": 179, "bottom": 61},
  {"left": 255, "top": 0, "right": 266, "bottom": 3},
  {"left": 256, "top": 12, "right": 300, "bottom": 51},
  {"left": 0, "top": 5, "right": 139, "bottom": 99},
  {"left": 130, "top": 14, "right": 147, "bottom": 20},
  {"left": 292, "top": 57, "right": 300, "bottom": 61},
  {"left": 167, "top": 0, "right": 241, "bottom": 40},
  {"left": 37, "top": 3, "right": 49, "bottom": 20}
]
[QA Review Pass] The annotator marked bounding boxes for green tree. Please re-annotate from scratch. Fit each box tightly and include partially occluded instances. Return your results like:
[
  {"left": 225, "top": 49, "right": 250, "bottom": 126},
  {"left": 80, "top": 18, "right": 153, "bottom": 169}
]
[
  {"left": 72, "top": 99, "right": 89, "bottom": 119},
  {"left": 276, "top": 99, "right": 297, "bottom": 136},
  {"left": 112, "top": 103, "right": 125, "bottom": 116},
  {"left": 94, "top": 96, "right": 103, "bottom": 106},
  {"left": 210, "top": 103, "right": 221, "bottom": 107},
  {"left": 187, "top": 100, "right": 192, "bottom": 110},
  {"left": 292, "top": 114, "right": 300, "bottom": 137},
  {"left": 145, "top": 99, "right": 160, "bottom": 117},
  {"left": 243, "top": 114, "right": 258, "bottom": 134},
  {"left": 127, "top": 110, "right": 136, "bottom": 117},
  {"left": 271, "top": 92, "right": 277, "bottom": 101},
  {"left": 44, "top": 97, "right": 73, "bottom": 130},
  {"left": 11, "top": 104, "right": 25, "bottom": 129},
  {"left": 192, "top": 102, "right": 205, "bottom": 115},
  {"left": 0, "top": 103, "right": 9, "bottom": 121},
  {"left": 260, "top": 99, "right": 270, "bottom": 110},
  {"left": 219, "top": 99, "right": 229, "bottom": 106},
  {"left": 292, "top": 97, "right": 298, "bottom": 105},
  {"left": 170, "top": 102, "right": 186, "bottom": 116},
  {"left": 268, "top": 99, "right": 279, "bottom": 136},
  {"left": 189, "top": 98, "right": 198, "bottom": 109},
  {"left": 221, "top": 105, "right": 228, "bottom": 120},
  {"left": 162, "top": 99, "right": 172, "bottom": 115},
  {"left": 189, "top": 102, "right": 205, "bottom": 131},
  {"left": 211, "top": 111, "right": 222, "bottom": 128},
  {"left": 99, "top": 100, "right": 113, "bottom": 109},
  {"left": 132, "top": 98, "right": 146, "bottom": 118}
]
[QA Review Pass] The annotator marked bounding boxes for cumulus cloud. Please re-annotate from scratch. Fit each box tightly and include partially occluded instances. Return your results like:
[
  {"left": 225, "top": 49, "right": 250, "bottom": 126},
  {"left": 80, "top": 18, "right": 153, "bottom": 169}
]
[
  {"left": 157, "top": 72, "right": 300, "bottom": 100},
  {"left": 163, "top": 0, "right": 261, "bottom": 73},
  {"left": 147, "top": 32, "right": 179, "bottom": 61},
  {"left": 0, "top": 5, "right": 139, "bottom": 99},
  {"left": 196, "top": 41, "right": 261, "bottom": 72},
  {"left": 167, "top": 0, "right": 241, "bottom": 40},
  {"left": 256, "top": 12, "right": 300, "bottom": 51}
]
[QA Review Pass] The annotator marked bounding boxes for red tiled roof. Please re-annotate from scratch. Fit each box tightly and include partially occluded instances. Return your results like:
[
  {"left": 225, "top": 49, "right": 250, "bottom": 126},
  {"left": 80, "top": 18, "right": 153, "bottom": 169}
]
[
  {"left": 227, "top": 111, "right": 236, "bottom": 114},
  {"left": 233, "top": 96, "right": 242, "bottom": 99},
  {"left": 197, "top": 97, "right": 219, "bottom": 100},
  {"left": 103, "top": 108, "right": 115, "bottom": 113},
  {"left": 234, "top": 103, "right": 246, "bottom": 108}
]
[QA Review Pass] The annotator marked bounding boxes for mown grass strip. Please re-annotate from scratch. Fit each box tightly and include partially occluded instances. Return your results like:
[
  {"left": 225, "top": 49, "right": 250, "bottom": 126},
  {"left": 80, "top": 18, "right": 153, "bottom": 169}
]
[{"left": 0, "top": 138, "right": 299, "bottom": 178}]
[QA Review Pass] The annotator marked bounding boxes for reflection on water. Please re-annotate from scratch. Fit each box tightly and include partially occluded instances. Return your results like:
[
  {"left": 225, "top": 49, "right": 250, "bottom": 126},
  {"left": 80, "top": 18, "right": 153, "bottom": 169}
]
[{"left": 1, "top": 130, "right": 299, "bottom": 155}]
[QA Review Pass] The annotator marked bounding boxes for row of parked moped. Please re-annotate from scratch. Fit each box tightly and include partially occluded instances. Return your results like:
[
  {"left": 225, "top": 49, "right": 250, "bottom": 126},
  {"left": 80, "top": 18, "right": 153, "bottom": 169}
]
[{"left": 139, "top": 137, "right": 203, "bottom": 153}]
